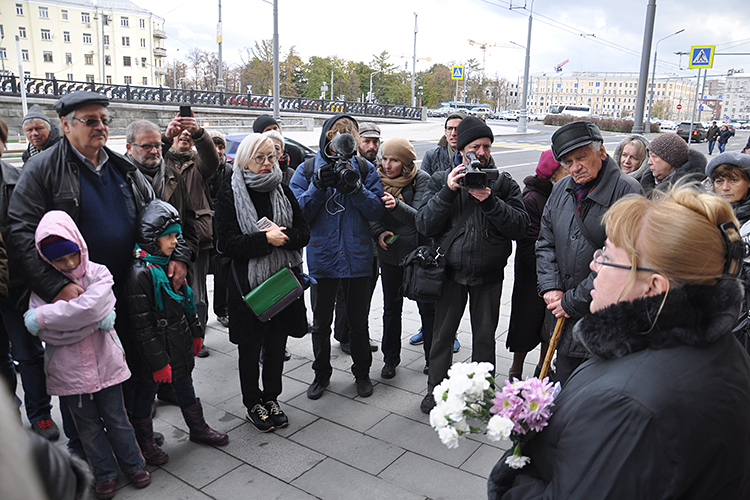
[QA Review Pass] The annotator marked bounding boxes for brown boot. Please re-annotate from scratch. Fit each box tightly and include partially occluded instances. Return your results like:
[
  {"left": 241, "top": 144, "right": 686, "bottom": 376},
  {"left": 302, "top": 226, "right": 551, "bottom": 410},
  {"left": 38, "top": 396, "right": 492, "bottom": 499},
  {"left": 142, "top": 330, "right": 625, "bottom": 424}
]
[
  {"left": 130, "top": 416, "right": 169, "bottom": 465},
  {"left": 181, "top": 399, "right": 229, "bottom": 446}
]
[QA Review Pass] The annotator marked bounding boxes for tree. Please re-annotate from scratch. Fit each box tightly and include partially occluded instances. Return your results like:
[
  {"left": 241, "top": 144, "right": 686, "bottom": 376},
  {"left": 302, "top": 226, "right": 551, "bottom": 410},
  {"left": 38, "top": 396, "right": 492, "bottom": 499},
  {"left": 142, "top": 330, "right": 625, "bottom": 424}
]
[
  {"left": 421, "top": 64, "right": 455, "bottom": 108},
  {"left": 280, "top": 46, "right": 303, "bottom": 96}
]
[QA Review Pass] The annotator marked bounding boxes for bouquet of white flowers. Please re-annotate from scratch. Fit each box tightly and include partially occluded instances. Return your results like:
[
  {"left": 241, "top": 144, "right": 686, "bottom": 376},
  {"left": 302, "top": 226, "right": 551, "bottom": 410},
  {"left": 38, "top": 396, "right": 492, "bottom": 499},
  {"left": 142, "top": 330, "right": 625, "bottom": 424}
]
[{"left": 429, "top": 362, "right": 556, "bottom": 469}]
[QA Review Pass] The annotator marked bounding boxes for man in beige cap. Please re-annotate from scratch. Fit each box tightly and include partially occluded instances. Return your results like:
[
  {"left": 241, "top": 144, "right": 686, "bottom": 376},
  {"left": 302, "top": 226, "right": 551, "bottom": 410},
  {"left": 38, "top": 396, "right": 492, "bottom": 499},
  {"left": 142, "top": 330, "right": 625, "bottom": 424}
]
[{"left": 357, "top": 122, "right": 381, "bottom": 163}]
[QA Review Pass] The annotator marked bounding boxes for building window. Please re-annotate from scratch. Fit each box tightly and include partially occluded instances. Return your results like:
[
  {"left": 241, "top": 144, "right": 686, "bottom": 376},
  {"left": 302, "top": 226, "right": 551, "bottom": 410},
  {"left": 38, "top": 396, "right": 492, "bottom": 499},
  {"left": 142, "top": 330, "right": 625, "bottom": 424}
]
[
  {"left": 143, "top": 77, "right": 148, "bottom": 85},
  {"left": 140, "top": 38, "right": 146, "bottom": 48},
  {"left": 123, "top": 56, "right": 131, "bottom": 66},
  {"left": 19, "top": 26, "right": 26, "bottom": 38},
  {"left": 0, "top": 48, "right": 5, "bottom": 60},
  {"left": 41, "top": 29, "right": 51, "bottom": 41},
  {"left": 139, "top": 19, "right": 146, "bottom": 29},
  {"left": 21, "top": 49, "right": 29, "bottom": 61},
  {"left": 45, "top": 72, "right": 54, "bottom": 79},
  {"left": 16, "top": 4, "right": 23, "bottom": 15},
  {"left": 102, "top": 15, "right": 109, "bottom": 26},
  {"left": 63, "top": 31, "right": 70, "bottom": 42},
  {"left": 103, "top": 35, "right": 109, "bottom": 46},
  {"left": 124, "top": 76, "right": 132, "bottom": 84},
  {"left": 65, "top": 53, "right": 72, "bottom": 64},
  {"left": 43, "top": 51, "right": 53, "bottom": 62},
  {"left": 84, "top": 54, "right": 93, "bottom": 65},
  {"left": 121, "top": 17, "right": 129, "bottom": 27},
  {"left": 61, "top": 10, "right": 68, "bottom": 21},
  {"left": 122, "top": 36, "right": 130, "bottom": 47},
  {"left": 39, "top": 7, "right": 49, "bottom": 18},
  {"left": 83, "top": 33, "right": 92, "bottom": 44},
  {"left": 106, "top": 75, "right": 112, "bottom": 84},
  {"left": 141, "top": 57, "right": 147, "bottom": 68},
  {"left": 86, "top": 75, "right": 95, "bottom": 83},
  {"left": 105, "top": 55, "right": 111, "bottom": 65},
  {"left": 82, "top": 12, "right": 90, "bottom": 23},
  {"left": 67, "top": 73, "right": 73, "bottom": 81}
]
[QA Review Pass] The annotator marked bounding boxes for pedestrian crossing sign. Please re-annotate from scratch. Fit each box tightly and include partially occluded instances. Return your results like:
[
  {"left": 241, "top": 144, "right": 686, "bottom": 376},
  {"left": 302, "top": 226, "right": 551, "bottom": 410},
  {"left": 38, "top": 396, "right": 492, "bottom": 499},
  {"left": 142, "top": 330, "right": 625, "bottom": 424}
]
[
  {"left": 688, "top": 46, "right": 714, "bottom": 69},
  {"left": 451, "top": 66, "right": 465, "bottom": 80}
]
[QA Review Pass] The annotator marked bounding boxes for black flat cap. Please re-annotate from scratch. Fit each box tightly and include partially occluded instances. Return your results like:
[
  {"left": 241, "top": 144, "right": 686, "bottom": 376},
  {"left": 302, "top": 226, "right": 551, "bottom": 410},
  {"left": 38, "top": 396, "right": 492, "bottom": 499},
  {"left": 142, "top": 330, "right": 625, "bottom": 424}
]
[
  {"left": 551, "top": 121, "right": 603, "bottom": 161},
  {"left": 54, "top": 91, "right": 110, "bottom": 117}
]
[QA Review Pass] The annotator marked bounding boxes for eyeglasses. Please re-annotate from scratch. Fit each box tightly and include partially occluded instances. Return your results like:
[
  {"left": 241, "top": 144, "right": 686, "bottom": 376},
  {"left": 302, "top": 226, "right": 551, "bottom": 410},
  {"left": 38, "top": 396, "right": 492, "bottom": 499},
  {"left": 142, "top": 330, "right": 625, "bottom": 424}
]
[
  {"left": 253, "top": 154, "right": 277, "bottom": 164},
  {"left": 592, "top": 248, "right": 657, "bottom": 273},
  {"left": 71, "top": 116, "right": 110, "bottom": 127},
  {"left": 131, "top": 142, "right": 161, "bottom": 151}
]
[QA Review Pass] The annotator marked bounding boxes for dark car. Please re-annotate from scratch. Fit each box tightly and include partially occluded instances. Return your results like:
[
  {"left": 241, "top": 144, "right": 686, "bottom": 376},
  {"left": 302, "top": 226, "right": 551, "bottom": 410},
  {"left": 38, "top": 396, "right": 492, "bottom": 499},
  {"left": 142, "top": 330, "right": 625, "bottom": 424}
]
[
  {"left": 225, "top": 133, "right": 316, "bottom": 165},
  {"left": 677, "top": 122, "right": 707, "bottom": 143}
]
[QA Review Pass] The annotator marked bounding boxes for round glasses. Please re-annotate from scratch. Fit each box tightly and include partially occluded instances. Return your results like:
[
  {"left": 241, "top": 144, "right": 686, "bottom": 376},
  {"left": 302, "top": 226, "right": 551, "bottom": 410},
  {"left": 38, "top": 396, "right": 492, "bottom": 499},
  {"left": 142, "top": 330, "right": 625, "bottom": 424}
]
[
  {"left": 253, "top": 154, "right": 277, "bottom": 164},
  {"left": 592, "top": 248, "right": 657, "bottom": 273}
]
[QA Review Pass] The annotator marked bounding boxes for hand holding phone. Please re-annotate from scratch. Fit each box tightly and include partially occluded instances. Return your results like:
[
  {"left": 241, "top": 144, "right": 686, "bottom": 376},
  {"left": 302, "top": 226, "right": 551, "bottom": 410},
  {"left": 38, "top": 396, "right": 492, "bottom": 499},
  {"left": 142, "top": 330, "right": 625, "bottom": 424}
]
[{"left": 179, "top": 105, "right": 192, "bottom": 117}]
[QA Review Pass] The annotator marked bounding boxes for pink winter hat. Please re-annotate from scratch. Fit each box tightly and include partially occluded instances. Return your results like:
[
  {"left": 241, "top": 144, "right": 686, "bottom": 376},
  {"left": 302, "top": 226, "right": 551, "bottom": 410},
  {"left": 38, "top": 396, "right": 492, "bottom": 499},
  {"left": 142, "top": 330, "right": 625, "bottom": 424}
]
[{"left": 535, "top": 149, "right": 561, "bottom": 180}]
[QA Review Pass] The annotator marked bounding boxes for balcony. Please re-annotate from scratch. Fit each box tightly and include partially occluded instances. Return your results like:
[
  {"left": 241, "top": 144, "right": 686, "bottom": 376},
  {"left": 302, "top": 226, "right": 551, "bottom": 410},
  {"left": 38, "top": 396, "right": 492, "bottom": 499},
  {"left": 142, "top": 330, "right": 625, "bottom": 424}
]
[
  {"left": 153, "top": 47, "right": 167, "bottom": 57},
  {"left": 153, "top": 29, "right": 167, "bottom": 39},
  {"left": 155, "top": 67, "right": 168, "bottom": 76}
]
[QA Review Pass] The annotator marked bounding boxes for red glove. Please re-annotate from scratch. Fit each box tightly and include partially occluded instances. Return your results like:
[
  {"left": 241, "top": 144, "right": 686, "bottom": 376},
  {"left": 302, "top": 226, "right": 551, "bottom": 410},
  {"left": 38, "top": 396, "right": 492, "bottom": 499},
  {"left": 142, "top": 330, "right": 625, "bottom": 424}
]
[
  {"left": 153, "top": 364, "right": 172, "bottom": 383},
  {"left": 193, "top": 338, "right": 203, "bottom": 357}
]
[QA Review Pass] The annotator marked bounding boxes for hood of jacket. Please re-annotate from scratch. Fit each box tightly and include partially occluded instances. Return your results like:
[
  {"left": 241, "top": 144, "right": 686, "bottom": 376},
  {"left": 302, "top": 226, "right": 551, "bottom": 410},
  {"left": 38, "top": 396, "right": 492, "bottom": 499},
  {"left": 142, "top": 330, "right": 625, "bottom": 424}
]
[
  {"left": 574, "top": 279, "right": 742, "bottom": 361},
  {"left": 136, "top": 199, "right": 182, "bottom": 256},
  {"left": 613, "top": 134, "right": 650, "bottom": 180},
  {"left": 35, "top": 210, "right": 89, "bottom": 283},
  {"left": 523, "top": 174, "right": 553, "bottom": 198},
  {"left": 319, "top": 114, "right": 359, "bottom": 163}
]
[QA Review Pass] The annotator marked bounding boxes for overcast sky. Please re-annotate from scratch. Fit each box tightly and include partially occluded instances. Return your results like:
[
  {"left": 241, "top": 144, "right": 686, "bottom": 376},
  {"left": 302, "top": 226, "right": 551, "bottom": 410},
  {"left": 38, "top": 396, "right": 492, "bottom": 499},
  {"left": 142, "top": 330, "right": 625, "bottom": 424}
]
[{"left": 133, "top": 0, "right": 749, "bottom": 83}]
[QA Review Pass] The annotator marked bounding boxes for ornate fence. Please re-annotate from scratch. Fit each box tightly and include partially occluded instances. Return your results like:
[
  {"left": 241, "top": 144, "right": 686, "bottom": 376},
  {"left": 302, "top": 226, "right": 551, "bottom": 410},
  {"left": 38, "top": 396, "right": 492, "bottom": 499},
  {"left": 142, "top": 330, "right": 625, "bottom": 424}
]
[{"left": 0, "top": 75, "right": 423, "bottom": 120}]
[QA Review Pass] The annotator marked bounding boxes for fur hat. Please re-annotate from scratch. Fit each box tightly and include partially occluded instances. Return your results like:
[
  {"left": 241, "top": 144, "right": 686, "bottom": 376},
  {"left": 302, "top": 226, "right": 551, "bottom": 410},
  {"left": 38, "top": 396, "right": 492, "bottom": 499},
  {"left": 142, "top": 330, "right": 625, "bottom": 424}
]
[
  {"left": 381, "top": 137, "right": 417, "bottom": 167},
  {"left": 535, "top": 149, "right": 561, "bottom": 180},
  {"left": 456, "top": 116, "right": 494, "bottom": 151},
  {"left": 648, "top": 133, "right": 689, "bottom": 170}
]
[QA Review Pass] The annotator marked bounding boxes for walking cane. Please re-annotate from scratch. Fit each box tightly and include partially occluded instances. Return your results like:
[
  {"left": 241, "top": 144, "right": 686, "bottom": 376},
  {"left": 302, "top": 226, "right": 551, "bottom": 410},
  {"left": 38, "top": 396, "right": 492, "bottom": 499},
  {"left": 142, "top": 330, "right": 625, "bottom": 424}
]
[{"left": 539, "top": 317, "right": 565, "bottom": 379}]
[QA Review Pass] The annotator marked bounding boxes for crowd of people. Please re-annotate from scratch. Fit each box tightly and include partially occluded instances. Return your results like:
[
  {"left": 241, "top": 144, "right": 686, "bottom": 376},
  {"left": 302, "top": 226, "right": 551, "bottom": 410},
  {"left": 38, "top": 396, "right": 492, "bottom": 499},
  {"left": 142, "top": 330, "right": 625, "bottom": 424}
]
[{"left": 0, "top": 90, "right": 749, "bottom": 499}]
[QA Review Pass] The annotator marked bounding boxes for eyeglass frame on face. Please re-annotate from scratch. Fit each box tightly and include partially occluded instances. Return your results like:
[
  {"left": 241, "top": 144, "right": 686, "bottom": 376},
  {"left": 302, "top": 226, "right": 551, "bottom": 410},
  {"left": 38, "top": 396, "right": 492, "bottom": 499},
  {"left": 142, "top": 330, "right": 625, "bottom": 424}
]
[
  {"left": 592, "top": 247, "right": 657, "bottom": 273},
  {"left": 131, "top": 142, "right": 161, "bottom": 151},
  {"left": 253, "top": 153, "right": 277, "bottom": 165},
  {"left": 71, "top": 116, "right": 110, "bottom": 127}
]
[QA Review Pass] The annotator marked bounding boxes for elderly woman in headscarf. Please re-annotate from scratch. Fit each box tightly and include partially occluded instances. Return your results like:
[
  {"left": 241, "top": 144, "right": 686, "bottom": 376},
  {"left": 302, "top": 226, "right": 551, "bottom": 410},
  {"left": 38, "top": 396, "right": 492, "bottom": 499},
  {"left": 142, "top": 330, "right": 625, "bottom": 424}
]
[{"left": 370, "top": 137, "right": 434, "bottom": 379}]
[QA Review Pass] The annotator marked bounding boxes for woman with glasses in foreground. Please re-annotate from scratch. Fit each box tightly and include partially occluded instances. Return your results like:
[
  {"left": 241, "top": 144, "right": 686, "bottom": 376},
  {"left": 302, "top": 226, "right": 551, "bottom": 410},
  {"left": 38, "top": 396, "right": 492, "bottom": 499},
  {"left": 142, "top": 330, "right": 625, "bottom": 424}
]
[
  {"left": 489, "top": 185, "right": 750, "bottom": 499},
  {"left": 215, "top": 134, "right": 309, "bottom": 432}
]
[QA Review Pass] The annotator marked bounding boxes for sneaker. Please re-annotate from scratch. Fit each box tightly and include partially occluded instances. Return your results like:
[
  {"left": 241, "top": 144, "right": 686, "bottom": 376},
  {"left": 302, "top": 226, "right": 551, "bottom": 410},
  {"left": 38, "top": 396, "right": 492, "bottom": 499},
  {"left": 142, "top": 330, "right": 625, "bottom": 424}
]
[
  {"left": 369, "top": 339, "right": 378, "bottom": 352},
  {"left": 355, "top": 376, "right": 373, "bottom": 397},
  {"left": 264, "top": 400, "right": 289, "bottom": 428},
  {"left": 31, "top": 417, "right": 60, "bottom": 441},
  {"left": 218, "top": 316, "right": 230, "bottom": 328},
  {"left": 420, "top": 393, "right": 436, "bottom": 414},
  {"left": 453, "top": 338, "right": 461, "bottom": 353},
  {"left": 381, "top": 363, "right": 396, "bottom": 379},
  {"left": 246, "top": 403, "right": 275, "bottom": 432},
  {"left": 196, "top": 344, "right": 209, "bottom": 358},
  {"left": 409, "top": 330, "right": 424, "bottom": 345}
]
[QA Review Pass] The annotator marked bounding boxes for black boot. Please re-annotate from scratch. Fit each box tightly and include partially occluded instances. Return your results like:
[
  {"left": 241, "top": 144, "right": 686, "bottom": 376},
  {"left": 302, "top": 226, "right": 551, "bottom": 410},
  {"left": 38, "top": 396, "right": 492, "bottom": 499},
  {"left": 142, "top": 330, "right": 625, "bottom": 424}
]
[
  {"left": 130, "top": 416, "right": 169, "bottom": 465},
  {"left": 181, "top": 399, "right": 229, "bottom": 446}
]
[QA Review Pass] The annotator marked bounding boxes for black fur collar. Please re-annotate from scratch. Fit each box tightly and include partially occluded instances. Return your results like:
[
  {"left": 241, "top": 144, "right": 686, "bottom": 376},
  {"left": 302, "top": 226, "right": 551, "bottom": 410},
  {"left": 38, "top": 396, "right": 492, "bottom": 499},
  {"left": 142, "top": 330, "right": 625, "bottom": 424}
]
[{"left": 573, "top": 279, "right": 743, "bottom": 360}]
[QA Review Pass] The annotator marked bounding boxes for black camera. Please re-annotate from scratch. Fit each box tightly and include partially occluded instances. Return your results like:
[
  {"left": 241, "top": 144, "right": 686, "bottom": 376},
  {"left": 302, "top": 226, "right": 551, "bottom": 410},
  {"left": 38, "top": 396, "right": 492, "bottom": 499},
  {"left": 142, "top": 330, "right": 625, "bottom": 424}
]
[
  {"left": 457, "top": 152, "right": 499, "bottom": 189},
  {"left": 328, "top": 133, "right": 361, "bottom": 195}
]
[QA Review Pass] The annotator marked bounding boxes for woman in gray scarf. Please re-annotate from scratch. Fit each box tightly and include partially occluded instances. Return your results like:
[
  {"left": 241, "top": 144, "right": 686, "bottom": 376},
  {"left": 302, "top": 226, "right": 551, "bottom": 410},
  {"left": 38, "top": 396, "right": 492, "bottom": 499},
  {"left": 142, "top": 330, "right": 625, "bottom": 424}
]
[{"left": 215, "top": 134, "right": 310, "bottom": 433}]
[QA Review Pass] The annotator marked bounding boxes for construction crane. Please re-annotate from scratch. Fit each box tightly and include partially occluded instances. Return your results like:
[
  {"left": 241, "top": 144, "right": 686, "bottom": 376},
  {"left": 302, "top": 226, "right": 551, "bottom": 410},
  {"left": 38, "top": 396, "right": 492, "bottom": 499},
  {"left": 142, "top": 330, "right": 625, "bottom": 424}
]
[
  {"left": 468, "top": 39, "right": 520, "bottom": 79},
  {"left": 555, "top": 59, "right": 569, "bottom": 72}
]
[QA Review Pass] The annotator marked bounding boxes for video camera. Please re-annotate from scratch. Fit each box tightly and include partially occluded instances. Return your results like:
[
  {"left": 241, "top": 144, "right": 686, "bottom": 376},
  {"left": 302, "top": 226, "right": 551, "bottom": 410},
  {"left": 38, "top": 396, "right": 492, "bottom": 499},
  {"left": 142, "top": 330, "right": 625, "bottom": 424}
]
[
  {"left": 324, "top": 133, "right": 361, "bottom": 195},
  {"left": 457, "top": 151, "right": 499, "bottom": 189}
]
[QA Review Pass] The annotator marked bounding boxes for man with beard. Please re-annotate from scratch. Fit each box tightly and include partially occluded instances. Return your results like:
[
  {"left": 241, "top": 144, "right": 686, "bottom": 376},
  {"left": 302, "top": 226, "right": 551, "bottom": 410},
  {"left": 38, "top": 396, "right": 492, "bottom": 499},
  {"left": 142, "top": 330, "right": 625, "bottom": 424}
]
[
  {"left": 21, "top": 105, "right": 61, "bottom": 165},
  {"left": 416, "top": 116, "right": 529, "bottom": 413},
  {"left": 162, "top": 112, "right": 219, "bottom": 357}
]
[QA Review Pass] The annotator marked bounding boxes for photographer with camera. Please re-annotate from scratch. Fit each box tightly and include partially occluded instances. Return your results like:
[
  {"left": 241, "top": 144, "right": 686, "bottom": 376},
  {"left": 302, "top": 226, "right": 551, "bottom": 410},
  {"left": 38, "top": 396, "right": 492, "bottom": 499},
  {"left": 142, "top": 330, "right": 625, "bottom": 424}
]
[
  {"left": 290, "top": 115, "right": 385, "bottom": 400},
  {"left": 416, "top": 116, "right": 529, "bottom": 413}
]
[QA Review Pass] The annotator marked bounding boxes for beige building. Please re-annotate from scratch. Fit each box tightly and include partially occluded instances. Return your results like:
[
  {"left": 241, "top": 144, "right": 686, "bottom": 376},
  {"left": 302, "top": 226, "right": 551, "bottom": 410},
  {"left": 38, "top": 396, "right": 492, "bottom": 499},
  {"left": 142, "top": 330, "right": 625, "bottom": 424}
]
[
  {"left": 724, "top": 72, "right": 750, "bottom": 121},
  {"left": 0, "top": 0, "right": 167, "bottom": 86},
  {"left": 522, "top": 72, "right": 697, "bottom": 121}
]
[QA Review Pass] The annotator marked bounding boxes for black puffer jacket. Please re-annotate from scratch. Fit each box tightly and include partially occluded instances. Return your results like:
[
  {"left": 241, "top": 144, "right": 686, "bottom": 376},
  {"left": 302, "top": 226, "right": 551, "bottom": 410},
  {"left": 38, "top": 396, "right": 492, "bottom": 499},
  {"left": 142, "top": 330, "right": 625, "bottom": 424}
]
[
  {"left": 420, "top": 136, "right": 454, "bottom": 176},
  {"left": 640, "top": 148, "right": 708, "bottom": 193},
  {"left": 536, "top": 158, "right": 641, "bottom": 357},
  {"left": 416, "top": 156, "right": 529, "bottom": 286},
  {"left": 123, "top": 200, "right": 202, "bottom": 382},
  {"left": 488, "top": 280, "right": 750, "bottom": 499},
  {"left": 8, "top": 137, "right": 189, "bottom": 303}
]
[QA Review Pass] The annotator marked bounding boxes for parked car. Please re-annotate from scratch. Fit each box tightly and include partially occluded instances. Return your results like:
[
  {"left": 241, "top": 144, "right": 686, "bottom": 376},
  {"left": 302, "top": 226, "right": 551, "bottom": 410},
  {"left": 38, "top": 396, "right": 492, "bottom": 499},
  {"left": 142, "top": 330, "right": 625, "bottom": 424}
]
[
  {"left": 470, "top": 106, "right": 492, "bottom": 119},
  {"left": 500, "top": 110, "right": 519, "bottom": 121},
  {"left": 659, "top": 120, "right": 677, "bottom": 130},
  {"left": 677, "top": 122, "right": 707, "bottom": 142},
  {"left": 225, "top": 133, "right": 316, "bottom": 165}
]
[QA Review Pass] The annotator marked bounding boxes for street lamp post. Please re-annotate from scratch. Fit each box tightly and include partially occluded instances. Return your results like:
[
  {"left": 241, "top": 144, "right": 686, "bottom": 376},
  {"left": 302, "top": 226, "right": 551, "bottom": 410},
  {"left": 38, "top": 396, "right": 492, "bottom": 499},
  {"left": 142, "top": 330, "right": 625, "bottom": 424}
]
[
  {"left": 646, "top": 29, "right": 684, "bottom": 128},
  {"left": 411, "top": 12, "right": 417, "bottom": 107},
  {"left": 369, "top": 69, "right": 383, "bottom": 103}
]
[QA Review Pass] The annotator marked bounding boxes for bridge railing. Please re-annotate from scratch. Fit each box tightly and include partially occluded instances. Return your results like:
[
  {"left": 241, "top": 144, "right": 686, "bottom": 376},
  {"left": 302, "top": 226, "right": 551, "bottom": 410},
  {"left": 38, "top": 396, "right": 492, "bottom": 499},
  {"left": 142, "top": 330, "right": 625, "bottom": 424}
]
[{"left": 0, "top": 75, "right": 424, "bottom": 121}]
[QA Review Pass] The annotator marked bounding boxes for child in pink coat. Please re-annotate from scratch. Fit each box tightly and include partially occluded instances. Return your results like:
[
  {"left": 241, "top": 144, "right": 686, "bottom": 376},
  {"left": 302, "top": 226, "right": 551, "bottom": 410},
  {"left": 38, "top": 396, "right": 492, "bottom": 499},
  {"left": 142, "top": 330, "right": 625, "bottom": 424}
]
[{"left": 23, "top": 211, "right": 150, "bottom": 499}]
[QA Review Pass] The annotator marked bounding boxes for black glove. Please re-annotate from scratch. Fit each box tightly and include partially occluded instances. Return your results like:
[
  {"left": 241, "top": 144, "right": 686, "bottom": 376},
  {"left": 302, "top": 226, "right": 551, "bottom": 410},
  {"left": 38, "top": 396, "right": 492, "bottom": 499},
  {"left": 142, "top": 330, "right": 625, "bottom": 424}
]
[
  {"left": 337, "top": 178, "right": 362, "bottom": 196},
  {"left": 313, "top": 164, "right": 337, "bottom": 190}
]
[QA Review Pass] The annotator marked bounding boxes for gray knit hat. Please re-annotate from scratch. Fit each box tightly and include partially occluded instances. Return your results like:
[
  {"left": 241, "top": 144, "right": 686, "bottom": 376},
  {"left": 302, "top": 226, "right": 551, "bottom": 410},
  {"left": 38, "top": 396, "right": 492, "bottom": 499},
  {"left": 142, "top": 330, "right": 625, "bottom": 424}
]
[
  {"left": 647, "top": 133, "right": 689, "bottom": 170},
  {"left": 22, "top": 104, "right": 51, "bottom": 125},
  {"left": 706, "top": 151, "right": 750, "bottom": 179}
]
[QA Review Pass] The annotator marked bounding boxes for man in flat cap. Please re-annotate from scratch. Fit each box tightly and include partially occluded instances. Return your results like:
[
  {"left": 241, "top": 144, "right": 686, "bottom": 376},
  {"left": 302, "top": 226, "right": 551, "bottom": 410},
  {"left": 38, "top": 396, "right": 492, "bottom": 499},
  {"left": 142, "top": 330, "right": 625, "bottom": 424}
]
[
  {"left": 21, "top": 104, "right": 60, "bottom": 165},
  {"left": 536, "top": 121, "right": 641, "bottom": 385},
  {"left": 416, "top": 116, "right": 529, "bottom": 413},
  {"left": 8, "top": 91, "right": 192, "bottom": 454}
]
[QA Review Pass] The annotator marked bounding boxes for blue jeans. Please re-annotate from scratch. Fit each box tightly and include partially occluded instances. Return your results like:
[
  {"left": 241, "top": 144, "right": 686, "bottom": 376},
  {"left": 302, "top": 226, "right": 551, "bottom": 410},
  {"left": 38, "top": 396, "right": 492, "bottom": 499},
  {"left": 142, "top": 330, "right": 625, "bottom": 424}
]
[
  {"left": 62, "top": 384, "right": 145, "bottom": 482},
  {"left": 708, "top": 140, "right": 716, "bottom": 154},
  {"left": 718, "top": 142, "right": 727, "bottom": 153},
  {"left": 131, "top": 376, "right": 198, "bottom": 419},
  {"left": 1, "top": 300, "right": 50, "bottom": 422}
]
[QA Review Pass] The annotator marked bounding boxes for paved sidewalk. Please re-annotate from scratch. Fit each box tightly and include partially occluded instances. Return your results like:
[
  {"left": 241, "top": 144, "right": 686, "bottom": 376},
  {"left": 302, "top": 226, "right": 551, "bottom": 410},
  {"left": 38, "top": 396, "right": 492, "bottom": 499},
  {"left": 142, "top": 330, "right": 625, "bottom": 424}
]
[{"left": 23, "top": 249, "right": 542, "bottom": 499}]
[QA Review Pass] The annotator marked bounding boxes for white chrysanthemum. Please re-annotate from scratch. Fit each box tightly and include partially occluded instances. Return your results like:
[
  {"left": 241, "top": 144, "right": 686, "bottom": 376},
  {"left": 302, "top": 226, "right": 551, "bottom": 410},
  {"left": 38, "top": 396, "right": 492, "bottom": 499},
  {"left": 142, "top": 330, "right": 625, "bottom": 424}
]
[
  {"left": 453, "top": 418, "right": 470, "bottom": 433},
  {"left": 443, "top": 394, "right": 467, "bottom": 421},
  {"left": 505, "top": 453, "right": 531, "bottom": 469},
  {"left": 429, "top": 405, "right": 450, "bottom": 429},
  {"left": 433, "top": 380, "right": 451, "bottom": 401},
  {"left": 486, "top": 415, "right": 514, "bottom": 441},
  {"left": 438, "top": 426, "right": 460, "bottom": 449}
]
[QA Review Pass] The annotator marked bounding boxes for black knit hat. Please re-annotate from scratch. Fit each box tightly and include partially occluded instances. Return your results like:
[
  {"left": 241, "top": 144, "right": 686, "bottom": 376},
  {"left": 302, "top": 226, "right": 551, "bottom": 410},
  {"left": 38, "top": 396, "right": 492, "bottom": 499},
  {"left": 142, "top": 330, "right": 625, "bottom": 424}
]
[
  {"left": 648, "top": 133, "right": 689, "bottom": 170},
  {"left": 253, "top": 115, "right": 278, "bottom": 133},
  {"left": 456, "top": 116, "right": 494, "bottom": 151}
]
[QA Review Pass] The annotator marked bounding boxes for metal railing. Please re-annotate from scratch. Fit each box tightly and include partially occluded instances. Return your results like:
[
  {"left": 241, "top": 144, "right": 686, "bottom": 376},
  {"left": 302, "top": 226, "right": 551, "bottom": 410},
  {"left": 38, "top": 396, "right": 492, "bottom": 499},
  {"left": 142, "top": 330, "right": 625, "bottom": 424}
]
[{"left": 0, "top": 75, "right": 424, "bottom": 120}]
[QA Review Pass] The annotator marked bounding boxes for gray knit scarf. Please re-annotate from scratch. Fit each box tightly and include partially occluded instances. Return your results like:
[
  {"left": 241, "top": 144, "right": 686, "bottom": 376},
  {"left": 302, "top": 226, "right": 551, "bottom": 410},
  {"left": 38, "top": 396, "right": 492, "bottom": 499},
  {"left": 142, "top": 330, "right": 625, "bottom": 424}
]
[
  {"left": 231, "top": 164, "right": 302, "bottom": 289},
  {"left": 128, "top": 153, "right": 166, "bottom": 197}
]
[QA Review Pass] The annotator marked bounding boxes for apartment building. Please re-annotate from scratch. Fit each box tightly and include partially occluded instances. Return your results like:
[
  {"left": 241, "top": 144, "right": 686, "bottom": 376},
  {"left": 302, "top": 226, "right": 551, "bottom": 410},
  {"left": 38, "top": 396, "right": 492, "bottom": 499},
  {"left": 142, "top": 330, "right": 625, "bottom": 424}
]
[
  {"left": 0, "top": 0, "right": 167, "bottom": 86},
  {"left": 724, "top": 72, "right": 750, "bottom": 120}
]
